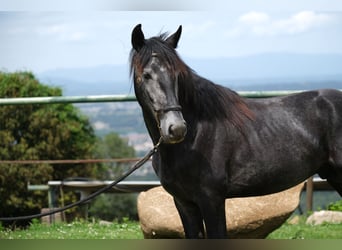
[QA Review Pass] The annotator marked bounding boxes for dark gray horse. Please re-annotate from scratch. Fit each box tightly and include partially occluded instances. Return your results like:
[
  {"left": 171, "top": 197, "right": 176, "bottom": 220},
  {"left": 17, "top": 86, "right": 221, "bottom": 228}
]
[{"left": 130, "top": 24, "right": 342, "bottom": 238}]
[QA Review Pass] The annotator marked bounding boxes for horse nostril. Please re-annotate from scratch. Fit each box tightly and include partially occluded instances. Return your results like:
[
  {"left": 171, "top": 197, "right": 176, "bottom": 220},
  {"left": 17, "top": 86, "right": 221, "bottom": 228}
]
[
  {"left": 168, "top": 125, "right": 175, "bottom": 136},
  {"left": 168, "top": 122, "right": 187, "bottom": 139}
]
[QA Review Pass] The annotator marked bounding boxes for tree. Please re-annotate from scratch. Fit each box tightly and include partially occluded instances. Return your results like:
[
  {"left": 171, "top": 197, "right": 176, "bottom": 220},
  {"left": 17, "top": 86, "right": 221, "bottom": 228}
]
[
  {"left": 96, "top": 132, "right": 135, "bottom": 159},
  {"left": 89, "top": 132, "right": 138, "bottom": 221},
  {"left": 0, "top": 72, "right": 99, "bottom": 223},
  {"left": 94, "top": 132, "right": 135, "bottom": 178}
]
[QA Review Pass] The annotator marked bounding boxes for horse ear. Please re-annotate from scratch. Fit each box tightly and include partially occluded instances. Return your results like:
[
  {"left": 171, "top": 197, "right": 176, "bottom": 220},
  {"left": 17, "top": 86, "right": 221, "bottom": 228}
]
[
  {"left": 131, "top": 24, "right": 145, "bottom": 52},
  {"left": 166, "top": 25, "right": 182, "bottom": 49}
]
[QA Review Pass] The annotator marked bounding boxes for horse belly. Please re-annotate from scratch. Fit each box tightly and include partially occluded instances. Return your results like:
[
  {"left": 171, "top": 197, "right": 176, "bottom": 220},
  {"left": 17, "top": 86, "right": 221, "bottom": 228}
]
[
  {"left": 226, "top": 165, "right": 310, "bottom": 198},
  {"left": 226, "top": 142, "right": 327, "bottom": 197}
]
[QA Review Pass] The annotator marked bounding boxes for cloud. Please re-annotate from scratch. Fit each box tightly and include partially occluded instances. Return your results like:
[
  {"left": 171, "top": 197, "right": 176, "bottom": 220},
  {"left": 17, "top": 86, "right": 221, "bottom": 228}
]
[
  {"left": 228, "top": 11, "right": 336, "bottom": 37},
  {"left": 67, "top": 31, "right": 87, "bottom": 41},
  {"left": 183, "top": 20, "right": 216, "bottom": 37},
  {"left": 35, "top": 23, "right": 88, "bottom": 42},
  {"left": 238, "top": 11, "right": 270, "bottom": 24},
  {"left": 280, "top": 11, "right": 334, "bottom": 34}
]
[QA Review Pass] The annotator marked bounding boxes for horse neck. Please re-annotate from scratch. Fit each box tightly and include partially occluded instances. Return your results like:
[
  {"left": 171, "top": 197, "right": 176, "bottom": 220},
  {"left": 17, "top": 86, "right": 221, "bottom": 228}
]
[
  {"left": 178, "top": 73, "right": 222, "bottom": 120},
  {"left": 178, "top": 72, "right": 253, "bottom": 130}
]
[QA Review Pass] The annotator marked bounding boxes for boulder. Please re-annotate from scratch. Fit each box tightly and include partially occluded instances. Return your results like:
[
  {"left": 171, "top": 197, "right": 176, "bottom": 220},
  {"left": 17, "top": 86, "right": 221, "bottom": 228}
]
[
  {"left": 137, "top": 183, "right": 304, "bottom": 238},
  {"left": 306, "top": 210, "right": 342, "bottom": 225}
]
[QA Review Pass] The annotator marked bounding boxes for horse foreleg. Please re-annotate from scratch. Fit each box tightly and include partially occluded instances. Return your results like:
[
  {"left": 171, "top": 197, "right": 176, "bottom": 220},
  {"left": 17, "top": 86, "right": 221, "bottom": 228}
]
[
  {"left": 174, "top": 198, "right": 205, "bottom": 239},
  {"left": 200, "top": 198, "right": 227, "bottom": 239}
]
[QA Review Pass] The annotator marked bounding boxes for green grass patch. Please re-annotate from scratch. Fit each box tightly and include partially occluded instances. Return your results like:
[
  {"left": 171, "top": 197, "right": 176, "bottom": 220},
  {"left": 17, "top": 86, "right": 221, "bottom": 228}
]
[
  {"left": 1, "top": 216, "right": 342, "bottom": 239},
  {"left": 268, "top": 216, "right": 342, "bottom": 239},
  {"left": 0, "top": 219, "right": 143, "bottom": 239}
]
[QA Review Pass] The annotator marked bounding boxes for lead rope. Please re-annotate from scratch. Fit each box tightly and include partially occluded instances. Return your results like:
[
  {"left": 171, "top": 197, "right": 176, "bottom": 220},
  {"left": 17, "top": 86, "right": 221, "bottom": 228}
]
[{"left": 0, "top": 137, "right": 162, "bottom": 222}]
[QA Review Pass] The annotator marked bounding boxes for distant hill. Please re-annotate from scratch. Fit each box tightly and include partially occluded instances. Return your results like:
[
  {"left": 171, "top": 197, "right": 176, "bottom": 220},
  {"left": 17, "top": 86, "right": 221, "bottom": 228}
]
[
  {"left": 36, "top": 52, "right": 342, "bottom": 152},
  {"left": 187, "top": 53, "right": 342, "bottom": 81},
  {"left": 38, "top": 64, "right": 132, "bottom": 96},
  {"left": 37, "top": 52, "right": 342, "bottom": 96},
  {"left": 227, "top": 79, "right": 342, "bottom": 92}
]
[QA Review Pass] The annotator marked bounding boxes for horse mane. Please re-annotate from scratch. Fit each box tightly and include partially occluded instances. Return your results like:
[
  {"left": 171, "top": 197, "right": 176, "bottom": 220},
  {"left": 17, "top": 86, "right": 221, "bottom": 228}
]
[
  {"left": 180, "top": 74, "right": 254, "bottom": 130},
  {"left": 130, "top": 33, "right": 254, "bottom": 131}
]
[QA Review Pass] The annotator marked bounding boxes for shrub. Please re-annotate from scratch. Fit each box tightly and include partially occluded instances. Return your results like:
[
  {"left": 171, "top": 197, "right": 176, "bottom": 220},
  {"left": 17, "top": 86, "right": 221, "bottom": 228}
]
[{"left": 327, "top": 200, "right": 342, "bottom": 212}]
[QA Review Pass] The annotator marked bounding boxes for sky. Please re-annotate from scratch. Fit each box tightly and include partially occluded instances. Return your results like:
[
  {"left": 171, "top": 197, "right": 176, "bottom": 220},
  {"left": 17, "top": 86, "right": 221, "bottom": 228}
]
[{"left": 1, "top": 1, "right": 342, "bottom": 73}]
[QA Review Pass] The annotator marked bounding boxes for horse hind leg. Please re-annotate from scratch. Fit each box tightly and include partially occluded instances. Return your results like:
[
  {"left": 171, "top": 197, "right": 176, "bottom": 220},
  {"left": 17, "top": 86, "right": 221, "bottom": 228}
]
[
  {"left": 326, "top": 134, "right": 342, "bottom": 196},
  {"left": 319, "top": 166, "right": 342, "bottom": 196},
  {"left": 325, "top": 168, "right": 342, "bottom": 196}
]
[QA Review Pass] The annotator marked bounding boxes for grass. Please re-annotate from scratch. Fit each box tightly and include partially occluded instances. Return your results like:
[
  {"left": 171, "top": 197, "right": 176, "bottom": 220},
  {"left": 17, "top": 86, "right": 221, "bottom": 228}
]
[
  {"left": 0, "top": 219, "right": 143, "bottom": 239},
  {"left": 1, "top": 216, "right": 342, "bottom": 239},
  {"left": 267, "top": 216, "right": 342, "bottom": 239}
]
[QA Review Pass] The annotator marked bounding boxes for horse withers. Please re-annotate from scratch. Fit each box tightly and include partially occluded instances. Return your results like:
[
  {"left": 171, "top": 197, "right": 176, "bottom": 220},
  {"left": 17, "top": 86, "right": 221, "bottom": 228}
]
[{"left": 130, "top": 24, "right": 342, "bottom": 238}]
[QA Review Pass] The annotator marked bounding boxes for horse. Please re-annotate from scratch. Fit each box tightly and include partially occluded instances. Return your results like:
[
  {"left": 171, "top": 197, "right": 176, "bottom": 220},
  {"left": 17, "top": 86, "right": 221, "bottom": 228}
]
[{"left": 129, "top": 24, "right": 342, "bottom": 238}]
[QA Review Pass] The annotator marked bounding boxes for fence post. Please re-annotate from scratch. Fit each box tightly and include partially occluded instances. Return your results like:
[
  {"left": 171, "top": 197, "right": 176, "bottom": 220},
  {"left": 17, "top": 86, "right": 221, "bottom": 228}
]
[{"left": 306, "top": 176, "right": 314, "bottom": 213}]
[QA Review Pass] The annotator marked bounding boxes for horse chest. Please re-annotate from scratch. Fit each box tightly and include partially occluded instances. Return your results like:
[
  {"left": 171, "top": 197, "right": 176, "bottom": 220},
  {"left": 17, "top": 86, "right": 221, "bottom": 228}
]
[{"left": 153, "top": 153, "right": 204, "bottom": 199}]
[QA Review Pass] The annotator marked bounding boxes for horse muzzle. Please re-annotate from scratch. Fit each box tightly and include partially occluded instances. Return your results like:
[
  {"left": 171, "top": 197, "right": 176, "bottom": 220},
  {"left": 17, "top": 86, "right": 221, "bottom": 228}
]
[{"left": 159, "top": 111, "right": 187, "bottom": 144}]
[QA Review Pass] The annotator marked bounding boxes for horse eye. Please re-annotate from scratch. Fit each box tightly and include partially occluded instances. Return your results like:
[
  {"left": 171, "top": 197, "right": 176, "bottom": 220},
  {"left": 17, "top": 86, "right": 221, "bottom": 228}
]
[
  {"left": 143, "top": 72, "right": 152, "bottom": 81},
  {"left": 136, "top": 76, "right": 142, "bottom": 84}
]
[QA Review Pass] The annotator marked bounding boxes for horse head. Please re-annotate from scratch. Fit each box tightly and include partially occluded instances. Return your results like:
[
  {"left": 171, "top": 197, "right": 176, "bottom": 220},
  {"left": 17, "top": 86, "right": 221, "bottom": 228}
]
[{"left": 130, "top": 24, "right": 187, "bottom": 144}]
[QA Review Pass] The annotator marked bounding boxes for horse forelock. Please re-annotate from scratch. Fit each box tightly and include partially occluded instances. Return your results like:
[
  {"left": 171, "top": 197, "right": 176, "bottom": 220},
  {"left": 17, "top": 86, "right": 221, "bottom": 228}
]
[{"left": 130, "top": 35, "right": 189, "bottom": 79}]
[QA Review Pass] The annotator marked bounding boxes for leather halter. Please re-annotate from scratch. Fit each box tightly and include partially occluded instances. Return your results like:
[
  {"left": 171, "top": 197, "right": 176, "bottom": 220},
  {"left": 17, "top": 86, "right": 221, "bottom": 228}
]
[{"left": 154, "top": 105, "right": 182, "bottom": 115}]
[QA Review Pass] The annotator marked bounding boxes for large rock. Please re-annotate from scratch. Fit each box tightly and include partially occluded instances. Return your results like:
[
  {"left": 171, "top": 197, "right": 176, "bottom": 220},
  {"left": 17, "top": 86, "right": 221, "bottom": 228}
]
[
  {"left": 306, "top": 210, "right": 342, "bottom": 225},
  {"left": 137, "top": 184, "right": 304, "bottom": 238}
]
